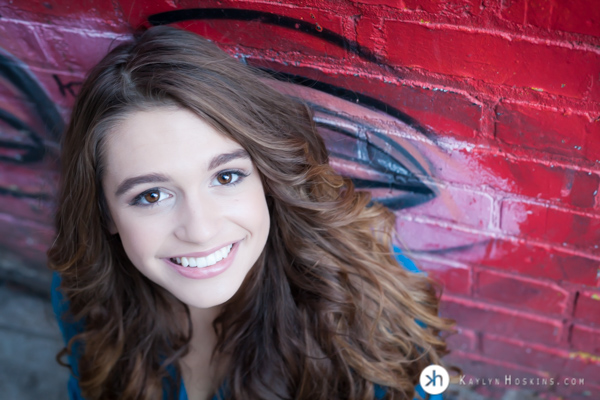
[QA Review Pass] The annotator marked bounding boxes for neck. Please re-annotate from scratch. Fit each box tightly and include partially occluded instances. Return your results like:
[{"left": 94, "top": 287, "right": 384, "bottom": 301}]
[
  {"left": 180, "top": 305, "right": 228, "bottom": 398},
  {"left": 187, "top": 304, "right": 222, "bottom": 359}
]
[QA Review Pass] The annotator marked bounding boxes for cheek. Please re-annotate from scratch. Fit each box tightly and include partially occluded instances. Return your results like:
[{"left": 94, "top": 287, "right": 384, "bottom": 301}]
[
  {"left": 245, "top": 187, "right": 270, "bottom": 232},
  {"left": 228, "top": 186, "right": 270, "bottom": 236},
  {"left": 115, "top": 214, "right": 166, "bottom": 266}
]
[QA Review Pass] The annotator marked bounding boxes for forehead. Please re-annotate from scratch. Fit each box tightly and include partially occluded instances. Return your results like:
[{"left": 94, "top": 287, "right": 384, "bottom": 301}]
[{"left": 102, "top": 107, "right": 243, "bottom": 178}]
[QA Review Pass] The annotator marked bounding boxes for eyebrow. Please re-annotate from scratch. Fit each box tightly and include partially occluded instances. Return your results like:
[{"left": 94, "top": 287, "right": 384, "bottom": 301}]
[
  {"left": 115, "top": 173, "right": 171, "bottom": 198},
  {"left": 208, "top": 149, "right": 250, "bottom": 170},
  {"left": 114, "top": 149, "right": 251, "bottom": 198}
]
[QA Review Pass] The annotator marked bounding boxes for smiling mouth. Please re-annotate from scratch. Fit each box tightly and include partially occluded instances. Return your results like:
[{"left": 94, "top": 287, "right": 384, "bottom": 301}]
[{"left": 170, "top": 243, "right": 234, "bottom": 268}]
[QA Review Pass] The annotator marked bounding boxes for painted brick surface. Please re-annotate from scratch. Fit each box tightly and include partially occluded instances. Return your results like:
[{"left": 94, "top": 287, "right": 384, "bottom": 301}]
[
  {"left": 500, "top": 200, "right": 600, "bottom": 253},
  {"left": 402, "top": 0, "right": 482, "bottom": 16},
  {"left": 474, "top": 270, "right": 570, "bottom": 315},
  {"left": 481, "top": 334, "right": 570, "bottom": 374},
  {"left": 411, "top": 258, "right": 471, "bottom": 295},
  {"left": 501, "top": 0, "right": 600, "bottom": 38},
  {"left": 496, "top": 102, "right": 600, "bottom": 164},
  {"left": 441, "top": 296, "right": 563, "bottom": 345},
  {"left": 1, "top": 0, "right": 599, "bottom": 397},
  {"left": 399, "top": 185, "right": 492, "bottom": 229},
  {"left": 573, "top": 290, "right": 600, "bottom": 327},
  {"left": 383, "top": 21, "right": 600, "bottom": 100},
  {"left": 461, "top": 240, "right": 600, "bottom": 286},
  {"left": 37, "top": 26, "right": 129, "bottom": 72},
  {"left": 415, "top": 147, "right": 600, "bottom": 209},
  {"left": 571, "top": 324, "right": 600, "bottom": 354},
  {"left": 242, "top": 60, "right": 485, "bottom": 139},
  {"left": 446, "top": 327, "right": 478, "bottom": 353},
  {"left": 0, "top": 0, "right": 130, "bottom": 32}
]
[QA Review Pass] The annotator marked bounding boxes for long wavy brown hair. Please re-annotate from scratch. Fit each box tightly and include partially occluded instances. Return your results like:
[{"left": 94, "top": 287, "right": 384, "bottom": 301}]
[{"left": 47, "top": 26, "right": 454, "bottom": 400}]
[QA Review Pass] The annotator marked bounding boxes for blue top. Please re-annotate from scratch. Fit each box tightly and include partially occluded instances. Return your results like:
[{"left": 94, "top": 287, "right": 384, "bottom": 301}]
[{"left": 51, "top": 247, "right": 441, "bottom": 400}]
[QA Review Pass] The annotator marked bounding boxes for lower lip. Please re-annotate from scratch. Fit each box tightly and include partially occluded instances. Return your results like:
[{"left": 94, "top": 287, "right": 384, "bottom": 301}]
[{"left": 164, "top": 241, "right": 241, "bottom": 280}]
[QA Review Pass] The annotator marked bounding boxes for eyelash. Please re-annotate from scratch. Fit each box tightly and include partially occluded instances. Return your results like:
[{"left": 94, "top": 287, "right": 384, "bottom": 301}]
[{"left": 129, "top": 169, "right": 249, "bottom": 208}]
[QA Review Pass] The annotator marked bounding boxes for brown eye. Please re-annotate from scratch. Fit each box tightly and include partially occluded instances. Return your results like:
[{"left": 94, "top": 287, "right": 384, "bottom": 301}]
[
  {"left": 143, "top": 190, "right": 160, "bottom": 203},
  {"left": 217, "top": 172, "right": 233, "bottom": 185}
]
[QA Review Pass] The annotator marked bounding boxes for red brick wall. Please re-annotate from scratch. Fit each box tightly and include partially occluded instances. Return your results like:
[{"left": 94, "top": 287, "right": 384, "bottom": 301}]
[{"left": 0, "top": 0, "right": 598, "bottom": 398}]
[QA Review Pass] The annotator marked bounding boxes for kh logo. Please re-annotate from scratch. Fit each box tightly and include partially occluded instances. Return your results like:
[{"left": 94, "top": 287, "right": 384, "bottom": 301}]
[{"left": 419, "top": 365, "right": 450, "bottom": 395}]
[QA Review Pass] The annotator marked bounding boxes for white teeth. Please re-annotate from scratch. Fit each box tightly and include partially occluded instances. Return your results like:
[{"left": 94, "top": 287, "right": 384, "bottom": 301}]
[
  {"left": 206, "top": 253, "right": 216, "bottom": 265},
  {"left": 175, "top": 243, "right": 233, "bottom": 268}
]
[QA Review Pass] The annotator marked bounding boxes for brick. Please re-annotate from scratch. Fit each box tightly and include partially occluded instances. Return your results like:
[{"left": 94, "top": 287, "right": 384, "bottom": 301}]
[
  {"left": 400, "top": 185, "right": 492, "bottom": 229},
  {"left": 1, "top": 0, "right": 122, "bottom": 23},
  {"left": 440, "top": 296, "right": 563, "bottom": 344},
  {"left": 475, "top": 270, "right": 570, "bottom": 315},
  {"left": 571, "top": 324, "right": 600, "bottom": 354},
  {"left": 496, "top": 102, "right": 600, "bottom": 165},
  {"left": 256, "top": 59, "right": 484, "bottom": 139},
  {"left": 414, "top": 146, "right": 598, "bottom": 209},
  {"left": 551, "top": 0, "right": 600, "bottom": 38},
  {"left": 445, "top": 239, "right": 600, "bottom": 285},
  {"left": 481, "top": 334, "right": 570, "bottom": 374},
  {"left": 384, "top": 21, "right": 600, "bottom": 99},
  {"left": 142, "top": 1, "right": 349, "bottom": 59},
  {"left": 500, "top": 200, "right": 600, "bottom": 254},
  {"left": 446, "top": 326, "right": 477, "bottom": 352},
  {"left": 395, "top": 218, "right": 486, "bottom": 252},
  {"left": 114, "top": 0, "right": 173, "bottom": 29},
  {"left": 573, "top": 291, "right": 600, "bottom": 327},
  {"left": 36, "top": 26, "right": 130, "bottom": 73},
  {"left": 351, "top": 0, "right": 406, "bottom": 7},
  {"left": 412, "top": 258, "right": 471, "bottom": 295},
  {"left": 403, "top": 0, "right": 482, "bottom": 16},
  {"left": 0, "top": 20, "right": 50, "bottom": 68},
  {"left": 501, "top": 0, "right": 525, "bottom": 25},
  {"left": 354, "top": 0, "right": 482, "bottom": 16},
  {"left": 501, "top": 0, "right": 600, "bottom": 38},
  {"left": 0, "top": 1, "right": 129, "bottom": 33},
  {"left": 355, "top": 15, "right": 384, "bottom": 57},
  {"left": 564, "top": 352, "right": 600, "bottom": 383}
]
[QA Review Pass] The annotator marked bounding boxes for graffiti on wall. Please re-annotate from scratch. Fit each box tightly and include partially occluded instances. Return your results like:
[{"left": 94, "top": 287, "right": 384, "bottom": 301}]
[{"left": 2, "top": 0, "right": 600, "bottom": 396}]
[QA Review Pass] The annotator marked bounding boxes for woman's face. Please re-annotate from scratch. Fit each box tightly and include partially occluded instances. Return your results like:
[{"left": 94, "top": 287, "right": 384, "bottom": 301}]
[{"left": 102, "top": 107, "right": 270, "bottom": 309}]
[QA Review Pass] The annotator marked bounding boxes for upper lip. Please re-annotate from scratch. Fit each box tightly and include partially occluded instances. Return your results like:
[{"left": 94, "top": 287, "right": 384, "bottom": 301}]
[{"left": 168, "top": 241, "right": 238, "bottom": 259}]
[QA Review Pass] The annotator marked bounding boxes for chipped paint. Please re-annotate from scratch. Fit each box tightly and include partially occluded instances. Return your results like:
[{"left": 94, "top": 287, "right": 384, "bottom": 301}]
[{"left": 569, "top": 351, "right": 600, "bottom": 363}]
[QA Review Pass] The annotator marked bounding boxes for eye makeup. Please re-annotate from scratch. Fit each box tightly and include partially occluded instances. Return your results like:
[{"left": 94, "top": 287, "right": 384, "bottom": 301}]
[{"left": 128, "top": 169, "right": 250, "bottom": 208}]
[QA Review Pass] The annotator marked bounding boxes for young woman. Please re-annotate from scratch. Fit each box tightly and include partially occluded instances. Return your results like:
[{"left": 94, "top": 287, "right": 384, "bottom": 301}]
[{"left": 48, "top": 26, "right": 454, "bottom": 400}]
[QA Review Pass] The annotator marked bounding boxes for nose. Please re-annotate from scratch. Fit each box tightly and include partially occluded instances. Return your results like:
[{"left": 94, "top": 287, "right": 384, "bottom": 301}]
[{"left": 173, "top": 193, "right": 222, "bottom": 244}]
